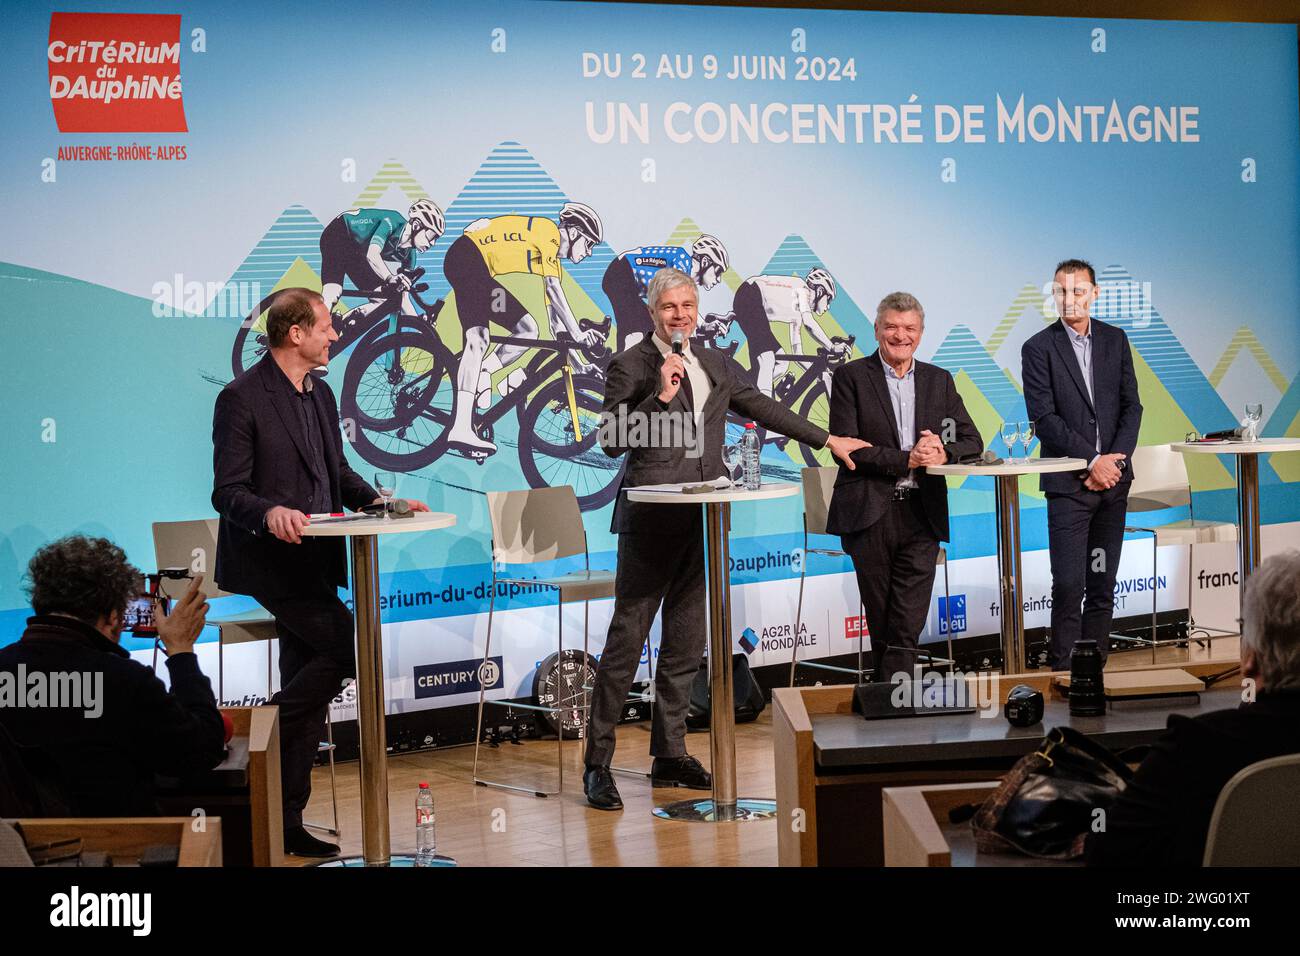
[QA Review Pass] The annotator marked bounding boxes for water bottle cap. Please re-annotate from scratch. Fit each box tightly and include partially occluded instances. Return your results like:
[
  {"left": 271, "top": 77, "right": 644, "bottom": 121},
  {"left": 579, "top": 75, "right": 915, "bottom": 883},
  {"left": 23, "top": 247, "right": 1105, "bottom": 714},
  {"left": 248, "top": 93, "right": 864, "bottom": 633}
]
[
  {"left": 745, "top": 422, "right": 756, "bottom": 429},
  {"left": 419, "top": 782, "right": 430, "bottom": 789}
]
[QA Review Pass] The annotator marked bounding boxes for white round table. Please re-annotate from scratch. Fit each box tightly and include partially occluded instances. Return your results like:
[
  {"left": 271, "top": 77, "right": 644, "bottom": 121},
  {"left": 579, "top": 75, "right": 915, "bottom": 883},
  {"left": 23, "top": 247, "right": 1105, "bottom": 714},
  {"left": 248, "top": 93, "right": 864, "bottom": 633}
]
[
  {"left": 625, "top": 481, "right": 797, "bottom": 822},
  {"left": 927, "top": 459, "right": 1087, "bottom": 674},
  {"left": 302, "top": 510, "right": 457, "bottom": 866},
  {"left": 1171, "top": 438, "right": 1300, "bottom": 617}
]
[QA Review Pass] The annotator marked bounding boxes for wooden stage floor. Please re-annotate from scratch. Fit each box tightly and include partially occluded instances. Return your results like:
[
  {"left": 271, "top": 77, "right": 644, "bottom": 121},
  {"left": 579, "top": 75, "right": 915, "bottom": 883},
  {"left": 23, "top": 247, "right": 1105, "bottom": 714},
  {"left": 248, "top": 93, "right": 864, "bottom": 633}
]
[
  {"left": 289, "top": 635, "right": 1238, "bottom": 867},
  {"left": 292, "top": 714, "right": 781, "bottom": 867}
]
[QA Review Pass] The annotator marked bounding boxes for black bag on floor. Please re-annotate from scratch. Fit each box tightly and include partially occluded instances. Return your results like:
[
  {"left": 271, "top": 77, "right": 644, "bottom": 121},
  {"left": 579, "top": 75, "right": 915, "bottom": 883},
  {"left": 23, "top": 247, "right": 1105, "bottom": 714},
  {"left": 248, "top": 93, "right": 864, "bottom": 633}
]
[
  {"left": 685, "top": 654, "right": 766, "bottom": 729},
  {"left": 969, "top": 725, "right": 1134, "bottom": 859}
]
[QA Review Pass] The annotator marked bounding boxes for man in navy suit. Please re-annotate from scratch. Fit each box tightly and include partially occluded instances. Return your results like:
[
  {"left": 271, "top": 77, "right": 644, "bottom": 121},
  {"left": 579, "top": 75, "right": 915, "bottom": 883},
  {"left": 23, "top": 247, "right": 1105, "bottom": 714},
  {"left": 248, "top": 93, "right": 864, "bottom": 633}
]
[
  {"left": 1021, "top": 260, "right": 1143, "bottom": 670},
  {"left": 212, "top": 288, "right": 429, "bottom": 856}
]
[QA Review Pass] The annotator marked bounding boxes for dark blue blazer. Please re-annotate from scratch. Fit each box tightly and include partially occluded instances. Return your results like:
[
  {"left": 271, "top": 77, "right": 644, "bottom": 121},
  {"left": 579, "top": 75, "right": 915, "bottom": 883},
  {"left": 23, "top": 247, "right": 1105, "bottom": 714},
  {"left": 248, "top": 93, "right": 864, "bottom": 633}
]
[
  {"left": 211, "top": 354, "right": 377, "bottom": 597},
  {"left": 1021, "top": 318, "right": 1143, "bottom": 494},
  {"left": 825, "top": 352, "right": 982, "bottom": 541}
]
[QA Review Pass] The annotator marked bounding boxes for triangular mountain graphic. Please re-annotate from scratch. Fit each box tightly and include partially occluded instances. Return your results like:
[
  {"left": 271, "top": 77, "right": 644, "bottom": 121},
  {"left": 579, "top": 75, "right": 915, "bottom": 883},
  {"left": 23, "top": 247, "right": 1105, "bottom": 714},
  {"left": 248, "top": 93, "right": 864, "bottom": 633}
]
[
  {"left": 1269, "top": 373, "right": 1300, "bottom": 482},
  {"left": 984, "top": 282, "right": 1048, "bottom": 371},
  {"left": 352, "top": 160, "right": 431, "bottom": 208},
  {"left": 223, "top": 204, "right": 323, "bottom": 308},
  {"left": 1209, "top": 326, "right": 1289, "bottom": 392}
]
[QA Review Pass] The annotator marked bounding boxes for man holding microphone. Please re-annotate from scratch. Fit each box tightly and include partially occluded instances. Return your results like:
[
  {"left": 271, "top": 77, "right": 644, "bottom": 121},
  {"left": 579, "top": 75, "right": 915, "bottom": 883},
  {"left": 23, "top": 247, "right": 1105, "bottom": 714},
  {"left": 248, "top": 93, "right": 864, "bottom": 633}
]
[
  {"left": 584, "top": 267, "right": 867, "bottom": 811},
  {"left": 212, "top": 287, "right": 429, "bottom": 856}
]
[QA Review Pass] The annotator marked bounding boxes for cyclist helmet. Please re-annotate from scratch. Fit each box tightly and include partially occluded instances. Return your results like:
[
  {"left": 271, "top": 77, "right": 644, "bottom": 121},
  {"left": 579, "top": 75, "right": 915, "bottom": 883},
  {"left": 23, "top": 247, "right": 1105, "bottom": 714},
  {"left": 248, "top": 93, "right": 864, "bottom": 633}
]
[
  {"left": 691, "top": 234, "right": 730, "bottom": 274},
  {"left": 805, "top": 268, "right": 837, "bottom": 303},
  {"left": 408, "top": 199, "right": 445, "bottom": 239},
  {"left": 558, "top": 201, "right": 604, "bottom": 244}
]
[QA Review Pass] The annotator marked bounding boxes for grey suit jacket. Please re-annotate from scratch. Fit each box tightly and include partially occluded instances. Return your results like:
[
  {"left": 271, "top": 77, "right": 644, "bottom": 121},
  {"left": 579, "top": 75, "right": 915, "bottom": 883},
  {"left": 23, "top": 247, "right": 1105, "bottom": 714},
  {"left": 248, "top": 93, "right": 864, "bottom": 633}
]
[{"left": 600, "top": 337, "right": 830, "bottom": 535}]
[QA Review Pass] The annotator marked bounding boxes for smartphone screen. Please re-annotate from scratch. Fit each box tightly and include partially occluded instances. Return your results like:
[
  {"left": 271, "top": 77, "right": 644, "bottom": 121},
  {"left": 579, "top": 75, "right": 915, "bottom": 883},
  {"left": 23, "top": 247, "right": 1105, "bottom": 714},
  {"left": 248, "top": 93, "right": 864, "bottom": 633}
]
[
  {"left": 124, "top": 574, "right": 171, "bottom": 636},
  {"left": 124, "top": 595, "right": 158, "bottom": 635}
]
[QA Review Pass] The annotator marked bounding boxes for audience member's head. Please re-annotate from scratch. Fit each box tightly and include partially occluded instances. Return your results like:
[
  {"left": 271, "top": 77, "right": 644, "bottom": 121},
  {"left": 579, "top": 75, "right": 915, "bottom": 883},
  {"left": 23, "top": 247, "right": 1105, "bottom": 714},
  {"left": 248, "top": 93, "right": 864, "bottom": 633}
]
[
  {"left": 23, "top": 535, "right": 141, "bottom": 641},
  {"left": 1240, "top": 550, "right": 1300, "bottom": 692}
]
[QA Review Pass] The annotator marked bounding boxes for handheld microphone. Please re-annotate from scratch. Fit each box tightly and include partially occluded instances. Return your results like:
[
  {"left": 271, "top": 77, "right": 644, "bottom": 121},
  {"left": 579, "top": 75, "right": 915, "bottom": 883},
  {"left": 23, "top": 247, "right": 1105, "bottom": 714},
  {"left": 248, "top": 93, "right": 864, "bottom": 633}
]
[
  {"left": 670, "top": 331, "right": 684, "bottom": 385},
  {"left": 958, "top": 450, "right": 1003, "bottom": 466},
  {"left": 1203, "top": 426, "right": 1245, "bottom": 441},
  {"left": 360, "top": 498, "right": 413, "bottom": 517}
]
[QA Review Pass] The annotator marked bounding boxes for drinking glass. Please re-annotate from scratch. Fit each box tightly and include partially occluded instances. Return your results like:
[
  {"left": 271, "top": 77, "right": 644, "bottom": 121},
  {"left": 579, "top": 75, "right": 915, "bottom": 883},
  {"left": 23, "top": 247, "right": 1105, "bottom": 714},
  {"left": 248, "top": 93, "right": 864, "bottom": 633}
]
[
  {"left": 1000, "top": 421, "right": 1019, "bottom": 463},
  {"left": 1018, "top": 420, "right": 1036, "bottom": 461},
  {"left": 375, "top": 472, "right": 396, "bottom": 519},
  {"left": 722, "top": 445, "right": 744, "bottom": 488},
  {"left": 1244, "top": 403, "right": 1263, "bottom": 442}
]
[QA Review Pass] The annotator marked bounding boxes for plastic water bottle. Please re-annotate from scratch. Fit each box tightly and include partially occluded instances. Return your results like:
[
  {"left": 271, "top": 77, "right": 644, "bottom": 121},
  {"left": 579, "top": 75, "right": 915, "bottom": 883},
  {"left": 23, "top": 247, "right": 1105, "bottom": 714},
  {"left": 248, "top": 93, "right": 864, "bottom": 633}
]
[
  {"left": 415, "top": 782, "right": 436, "bottom": 863},
  {"left": 741, "top": 422, "right": 761, "bottom": 491}
]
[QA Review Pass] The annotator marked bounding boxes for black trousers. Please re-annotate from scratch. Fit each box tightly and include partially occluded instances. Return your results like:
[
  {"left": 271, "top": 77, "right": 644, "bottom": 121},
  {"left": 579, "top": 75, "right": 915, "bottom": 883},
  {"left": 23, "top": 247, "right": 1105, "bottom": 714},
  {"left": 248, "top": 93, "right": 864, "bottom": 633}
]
[
  {"left": 840, "top": 495, "right": 940, "bottom": 683},
  {"left": 1046, "top": 483, "right": 1131, "bottom": 670},
  {"left": 250, "top": 587, "right": 356, "bottom": 831},
  {"left": 586, "top": 519, "right": 706, "bottom": 767}
]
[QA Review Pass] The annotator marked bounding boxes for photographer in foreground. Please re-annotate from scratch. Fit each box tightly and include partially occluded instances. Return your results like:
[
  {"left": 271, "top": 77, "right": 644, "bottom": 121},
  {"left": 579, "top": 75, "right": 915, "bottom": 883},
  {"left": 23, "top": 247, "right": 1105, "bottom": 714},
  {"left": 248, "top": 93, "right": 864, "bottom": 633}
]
[{"left": 0, "top": 535, "right": 225, "bottom": 816}]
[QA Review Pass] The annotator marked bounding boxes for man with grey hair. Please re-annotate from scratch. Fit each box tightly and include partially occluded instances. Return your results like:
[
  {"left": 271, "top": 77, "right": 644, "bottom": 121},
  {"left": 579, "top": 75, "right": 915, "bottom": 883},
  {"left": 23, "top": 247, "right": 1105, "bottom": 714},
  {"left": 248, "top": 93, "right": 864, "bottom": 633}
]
[
  {"left": 826, "top": 291, "right": 982, "bottom": 682},
  {"left": 1088, "top": 550, "right": 1300, "bottom": 866},
  {"left": 584, "top": 267, "right": 867, "bottom": 811}
]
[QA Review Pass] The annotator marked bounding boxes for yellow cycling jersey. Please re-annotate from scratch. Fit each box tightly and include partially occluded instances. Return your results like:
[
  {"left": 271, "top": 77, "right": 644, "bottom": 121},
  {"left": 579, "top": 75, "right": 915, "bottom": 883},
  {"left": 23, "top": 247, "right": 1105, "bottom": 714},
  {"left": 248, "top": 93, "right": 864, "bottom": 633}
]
[{"left": 464, "top": 215, "right": 563, "bottom": 279}]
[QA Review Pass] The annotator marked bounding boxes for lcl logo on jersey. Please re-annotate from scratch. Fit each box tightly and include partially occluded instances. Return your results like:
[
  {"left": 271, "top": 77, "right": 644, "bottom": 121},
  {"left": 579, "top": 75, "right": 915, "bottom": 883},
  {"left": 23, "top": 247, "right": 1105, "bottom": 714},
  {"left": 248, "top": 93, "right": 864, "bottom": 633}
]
[{"left": 47, "top": 13, "right": 188, "bottom": 132}]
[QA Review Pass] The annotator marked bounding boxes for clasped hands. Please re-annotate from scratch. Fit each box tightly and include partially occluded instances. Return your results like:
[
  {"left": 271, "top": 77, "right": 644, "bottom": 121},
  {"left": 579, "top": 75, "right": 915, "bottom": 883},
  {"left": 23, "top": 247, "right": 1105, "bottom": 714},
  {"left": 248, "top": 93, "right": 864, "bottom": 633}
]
[
  {"left": 907, "top": 430, "right": 947, "bottom": 469},
  {"left": 1084, "top": 452, "right": 1126, "bottom": 492}
]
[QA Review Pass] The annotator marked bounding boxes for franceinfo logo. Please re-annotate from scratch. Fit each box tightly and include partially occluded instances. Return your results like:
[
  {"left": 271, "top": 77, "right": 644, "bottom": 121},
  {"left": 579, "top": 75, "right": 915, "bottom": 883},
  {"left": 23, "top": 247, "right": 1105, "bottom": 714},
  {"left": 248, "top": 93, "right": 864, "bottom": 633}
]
[{"left": 0, "top": 666, "right": 103, "bottom": 718}]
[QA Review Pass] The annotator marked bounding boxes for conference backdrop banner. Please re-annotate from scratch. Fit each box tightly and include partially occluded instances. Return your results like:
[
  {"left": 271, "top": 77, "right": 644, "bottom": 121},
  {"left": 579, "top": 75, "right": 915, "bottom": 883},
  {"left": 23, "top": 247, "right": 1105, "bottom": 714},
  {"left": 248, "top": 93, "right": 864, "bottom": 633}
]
[{"left": 2, "top": 1, "right": 1298, "bottom": 717}]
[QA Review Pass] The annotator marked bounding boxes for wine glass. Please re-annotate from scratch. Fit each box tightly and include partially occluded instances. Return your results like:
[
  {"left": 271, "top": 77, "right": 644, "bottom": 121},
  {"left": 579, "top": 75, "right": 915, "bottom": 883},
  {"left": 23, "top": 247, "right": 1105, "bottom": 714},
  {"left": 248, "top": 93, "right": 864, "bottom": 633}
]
[
  {"left": 375, "top": 471, "right": 395, "bottom": 519},
  {"left": 1000, "top": 421, "right": 1019, "bottom": 463},
  {"left": 1244, "top": 403, "right": 1263, "bottom": 442},
  {"left": 722, "top": 444, "right": 744, "bottom": 488},
  {"left": 1018, "top": 420, "right": 1036, "bottom": 461}
]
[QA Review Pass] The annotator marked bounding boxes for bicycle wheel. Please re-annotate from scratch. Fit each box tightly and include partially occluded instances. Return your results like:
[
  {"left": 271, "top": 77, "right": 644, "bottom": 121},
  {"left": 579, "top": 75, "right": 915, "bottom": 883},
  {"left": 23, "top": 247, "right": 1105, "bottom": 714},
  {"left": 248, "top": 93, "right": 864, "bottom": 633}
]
[
  {"left": 518, "top": 374, "right": 624, "bottom": 512},
  {"left": 797, "top": 380, "right": 834, "bottom": 467},
  {"left": 339, "top": 329, "right": 454, "bottom": 472}
]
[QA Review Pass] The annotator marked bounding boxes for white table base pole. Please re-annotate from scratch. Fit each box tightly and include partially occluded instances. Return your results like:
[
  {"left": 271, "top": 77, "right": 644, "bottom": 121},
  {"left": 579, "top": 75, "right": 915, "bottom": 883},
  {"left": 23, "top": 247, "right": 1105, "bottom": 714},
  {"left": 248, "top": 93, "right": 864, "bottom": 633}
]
[
  {"left": 1236, "top": 453, "right": 1261, "bottom": 625},
  {"left": 351, "top": 534, "right": 391, "bottom": 866},
  {"left": 706, "top": 502, "right": 738, "bottom": 817},
  {"left": 994, "top": 474, "right": 1026, "bottom": 674}
]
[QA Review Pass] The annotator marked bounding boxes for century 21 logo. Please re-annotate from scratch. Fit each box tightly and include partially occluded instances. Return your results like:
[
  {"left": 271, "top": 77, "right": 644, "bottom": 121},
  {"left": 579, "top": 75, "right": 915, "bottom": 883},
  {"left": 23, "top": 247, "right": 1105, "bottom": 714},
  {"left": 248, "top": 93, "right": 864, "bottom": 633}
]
[{"left": 48, "top": 12, "right": 188, "bottom": 132}]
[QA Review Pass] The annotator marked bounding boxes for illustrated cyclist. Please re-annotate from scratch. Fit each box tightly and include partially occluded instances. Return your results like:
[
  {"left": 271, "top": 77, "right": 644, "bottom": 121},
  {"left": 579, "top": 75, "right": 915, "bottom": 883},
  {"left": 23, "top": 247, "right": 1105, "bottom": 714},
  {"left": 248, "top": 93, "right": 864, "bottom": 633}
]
[
  {"left": 713, "top": 268, "right": 847, "bottom": 399},
  {"left": 602, "top": 234, "right": 729, "bottom": 351},
  {"left": 318, "top": 199, "right": 446, "bottom": 348},
  {"left": 442, "top": 201, "right": 606, "bottom": 456}
]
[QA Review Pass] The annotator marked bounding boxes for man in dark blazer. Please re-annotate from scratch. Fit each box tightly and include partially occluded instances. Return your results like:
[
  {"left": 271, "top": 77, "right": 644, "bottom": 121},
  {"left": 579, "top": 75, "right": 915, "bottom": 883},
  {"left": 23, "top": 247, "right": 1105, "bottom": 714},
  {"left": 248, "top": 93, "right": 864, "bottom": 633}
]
[
  {"left": 212, "top": 287, "right": 428, "bottom": 856},
  {"left": 1021, "top": 259, "right": 1142, "bottom": 670},
  {"left": 1088, "top": 551, "right": 1300, "bottom": 866},
  {"left": 827, "top": 292, "right": 982, "bottom": 683},
  {"left": 583, "top": 268, "right": 866, "bottom": 810}
]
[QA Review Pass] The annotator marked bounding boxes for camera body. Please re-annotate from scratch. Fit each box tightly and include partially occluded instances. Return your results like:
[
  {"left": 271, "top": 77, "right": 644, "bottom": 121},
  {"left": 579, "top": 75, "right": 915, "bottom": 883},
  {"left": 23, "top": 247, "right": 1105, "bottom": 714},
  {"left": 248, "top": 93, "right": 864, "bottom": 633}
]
[
  {"left": 1003, "top": 683, "right": 1044, "bottom": 727},
  {"left": 123, "top": 568, "right": 193, "bottom": 635}
]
